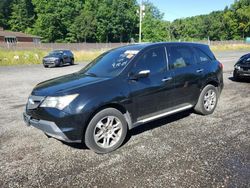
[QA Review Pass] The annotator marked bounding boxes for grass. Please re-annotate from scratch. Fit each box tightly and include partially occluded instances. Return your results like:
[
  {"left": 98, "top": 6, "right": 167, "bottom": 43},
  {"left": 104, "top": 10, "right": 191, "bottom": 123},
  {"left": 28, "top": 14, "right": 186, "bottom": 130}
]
[
  {"left": 0, "top": 43, "right": 250, "bottom": 66},
  {"left": 211, "top": 44, "right": 250, "bottom": 52},
  {"left": 74, "top": 50, "right": 104, "bottom": 62},
  {"left": 0, "top": 49, "right": 104, "bottom": 66},
  {"left": 0, "top": 49, "right": 48, "bottom": 66}
]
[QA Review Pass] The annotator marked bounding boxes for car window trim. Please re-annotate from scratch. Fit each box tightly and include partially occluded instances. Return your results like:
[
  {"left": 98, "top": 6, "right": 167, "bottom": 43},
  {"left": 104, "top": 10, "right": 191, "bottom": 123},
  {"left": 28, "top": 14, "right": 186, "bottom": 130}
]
[
  {"left": 134, "top": 46, "right": 168, "bottom": 73},
  {"left": 164, "top": 46, "right": 170, "bottom": 71},
  {"left": 167, "top": 45, "right": 199, "bottom": 70},
  {"left": 193, "top": 47, "right": 212, "bottom": 64}
]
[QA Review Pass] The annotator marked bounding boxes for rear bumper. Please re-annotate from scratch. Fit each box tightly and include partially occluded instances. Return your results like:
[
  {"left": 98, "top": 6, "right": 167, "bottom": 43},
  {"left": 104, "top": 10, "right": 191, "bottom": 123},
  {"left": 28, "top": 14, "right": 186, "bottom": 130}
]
[{"left": 23, "top": 112, "right": 81, "bottom": 143}]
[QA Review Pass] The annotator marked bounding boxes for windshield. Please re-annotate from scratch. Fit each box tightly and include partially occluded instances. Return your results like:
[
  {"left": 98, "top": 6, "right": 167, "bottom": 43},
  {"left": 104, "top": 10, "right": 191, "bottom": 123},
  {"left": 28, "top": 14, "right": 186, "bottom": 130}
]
[
  {"left": 49, "top": 51, "right": 63, "bottom": 56},
  {"left": 79, "top": 48, "right": 139, "bottom": 77}
]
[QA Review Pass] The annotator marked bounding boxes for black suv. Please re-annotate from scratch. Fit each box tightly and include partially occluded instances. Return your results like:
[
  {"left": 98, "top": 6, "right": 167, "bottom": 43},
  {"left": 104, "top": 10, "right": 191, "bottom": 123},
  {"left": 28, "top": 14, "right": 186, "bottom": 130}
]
[
  {"left": 233, "top": 53, "right": 250, "bottom": 80},
  {"left": 23, "top": 43, "right": 223, "bottom": 153},
  {"left": 43, "top": 50, "right": 74, "bottom": 68}
]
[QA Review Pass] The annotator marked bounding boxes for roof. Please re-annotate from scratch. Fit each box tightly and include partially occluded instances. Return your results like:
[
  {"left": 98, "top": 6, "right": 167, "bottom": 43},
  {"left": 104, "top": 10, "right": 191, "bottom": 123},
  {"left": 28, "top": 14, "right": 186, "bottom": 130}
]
[
  {"left": 0, "top": 30, "right": 42, "bottom": 38},
  {"left": 114, "top": 42, "right": 208, "bottom": 52}
]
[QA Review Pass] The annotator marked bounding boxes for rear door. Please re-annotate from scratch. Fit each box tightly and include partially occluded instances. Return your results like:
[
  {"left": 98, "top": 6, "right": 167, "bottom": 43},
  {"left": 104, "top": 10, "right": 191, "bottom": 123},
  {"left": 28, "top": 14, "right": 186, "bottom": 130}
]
[
  {"left": 167, "top": 45, "right": 201, "bottom": 106},
  {"left": 128, "top": 46, "right": 175, "bottom": 122}
]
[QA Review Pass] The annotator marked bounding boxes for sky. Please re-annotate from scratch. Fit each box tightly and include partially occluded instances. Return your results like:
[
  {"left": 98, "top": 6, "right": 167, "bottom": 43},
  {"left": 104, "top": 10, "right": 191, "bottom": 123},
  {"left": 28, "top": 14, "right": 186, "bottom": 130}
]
[{"left": 149, "top": 0, "right": 235, "bottom": 21}]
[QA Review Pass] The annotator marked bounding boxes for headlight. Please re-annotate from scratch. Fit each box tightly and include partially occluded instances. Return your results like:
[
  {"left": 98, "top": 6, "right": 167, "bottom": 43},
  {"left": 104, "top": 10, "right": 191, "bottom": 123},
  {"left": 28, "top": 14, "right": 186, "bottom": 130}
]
[
  {"left": 234, "top": 64, "right": 240, "bottom": 70},
  {"left": 40, "top": 94, "right": 79, "bottom": 110}
]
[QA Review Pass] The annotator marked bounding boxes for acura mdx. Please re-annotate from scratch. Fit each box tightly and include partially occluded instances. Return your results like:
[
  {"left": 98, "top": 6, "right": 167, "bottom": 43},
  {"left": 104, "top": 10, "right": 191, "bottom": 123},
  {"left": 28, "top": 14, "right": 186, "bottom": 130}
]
[{"left": 23, "top": 43, "right": 224, "bottom": 153}]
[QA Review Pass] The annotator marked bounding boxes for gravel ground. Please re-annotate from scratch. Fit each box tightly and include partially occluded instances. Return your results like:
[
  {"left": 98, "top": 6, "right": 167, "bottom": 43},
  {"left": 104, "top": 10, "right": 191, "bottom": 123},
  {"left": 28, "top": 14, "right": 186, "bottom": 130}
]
[{"left": 0, "top": 50, "right": 250, "bottom": 187}]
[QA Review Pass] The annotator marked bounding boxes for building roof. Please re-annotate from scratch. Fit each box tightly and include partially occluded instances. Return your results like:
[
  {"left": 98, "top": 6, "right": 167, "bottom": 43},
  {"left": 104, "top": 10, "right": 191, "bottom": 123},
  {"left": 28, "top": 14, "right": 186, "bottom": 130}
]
[{"left": 0, "top": 30, "right": 42, "bottom": 39}]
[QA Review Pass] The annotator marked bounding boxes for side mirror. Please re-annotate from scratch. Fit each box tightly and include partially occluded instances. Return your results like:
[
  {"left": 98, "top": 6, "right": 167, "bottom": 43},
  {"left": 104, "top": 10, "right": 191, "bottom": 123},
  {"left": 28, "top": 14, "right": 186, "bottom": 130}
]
[{"left": 130, "top": 70, "right": 150, "bottom": 80}]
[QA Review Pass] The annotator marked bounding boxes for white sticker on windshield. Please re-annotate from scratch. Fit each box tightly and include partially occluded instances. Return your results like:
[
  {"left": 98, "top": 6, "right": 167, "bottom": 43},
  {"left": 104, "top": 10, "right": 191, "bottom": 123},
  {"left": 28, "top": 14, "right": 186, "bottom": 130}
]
[
  {"left": 124, "top": 50, "right": 139, "bottom": 55},
  {"left": 112, "top": 61, "right": 128, "bottom": 68}
]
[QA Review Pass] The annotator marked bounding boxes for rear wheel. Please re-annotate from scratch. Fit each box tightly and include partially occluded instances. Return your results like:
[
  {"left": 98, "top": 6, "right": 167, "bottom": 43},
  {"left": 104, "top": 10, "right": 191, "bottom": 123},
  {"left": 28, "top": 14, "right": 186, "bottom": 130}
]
[
  {"left": 84, "top": 108, "right": 128, "bottom": 154},
  {"left": 194, "top": 85, "right": 218, "bottom": 115}
]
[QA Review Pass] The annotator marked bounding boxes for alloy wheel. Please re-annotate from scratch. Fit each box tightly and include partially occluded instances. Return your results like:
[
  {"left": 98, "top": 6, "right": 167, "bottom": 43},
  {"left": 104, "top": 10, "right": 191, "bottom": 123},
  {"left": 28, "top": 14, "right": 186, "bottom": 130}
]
[
  {"left": 93, "top": 116, "right": 123, "bottom": 148},
  {"left": 203, "top": 89, "right": 217, "bottom": 112}
]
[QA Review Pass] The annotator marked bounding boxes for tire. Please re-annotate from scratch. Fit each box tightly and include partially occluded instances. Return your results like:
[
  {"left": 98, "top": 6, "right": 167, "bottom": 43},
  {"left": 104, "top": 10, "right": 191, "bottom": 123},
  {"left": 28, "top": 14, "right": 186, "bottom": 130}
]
[
  {"left": 233, "top": 70, "right": 240, "bottom": 81},
  {"left": 70, "top": 58, "right": 74, "bottom": 65},
  {"left": 44, "top": 65, "right": 48, "bottom": 68},
  {"left": 84, "top": 108, "right": 128, "bottom": 154},
  {"left": 58, "top": 60, "right": 63, "bottom": 67},
  {"left": 194, "top": 84, "right": 218, "bottom": 115}
]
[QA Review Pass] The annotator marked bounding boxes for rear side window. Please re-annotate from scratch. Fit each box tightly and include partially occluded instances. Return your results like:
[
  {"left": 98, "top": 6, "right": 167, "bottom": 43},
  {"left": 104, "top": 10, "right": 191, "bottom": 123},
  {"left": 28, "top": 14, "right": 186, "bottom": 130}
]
[
  {"left": 193, "top": 47, "right": 212, "bottom": 63},
  {"left": 168, "top": 46, "right": 196, "bottom": 69},
  {"left": 197, "top": 45, "right": 216, "bottom": 60},
  {"left": 133, "top": 47, "right": 167, "bottom": 75}
]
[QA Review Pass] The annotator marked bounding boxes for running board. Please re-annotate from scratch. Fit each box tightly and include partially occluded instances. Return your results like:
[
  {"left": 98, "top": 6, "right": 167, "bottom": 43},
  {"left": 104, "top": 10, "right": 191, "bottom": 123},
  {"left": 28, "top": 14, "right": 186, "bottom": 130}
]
[{"left": 135, "top": 105, "right": 193, "bottom": 125}]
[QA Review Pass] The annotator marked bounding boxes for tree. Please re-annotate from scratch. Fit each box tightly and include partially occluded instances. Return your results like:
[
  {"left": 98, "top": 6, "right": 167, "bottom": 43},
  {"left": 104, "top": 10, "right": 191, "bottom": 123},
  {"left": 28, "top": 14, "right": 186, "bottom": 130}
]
[
  {"left": 95, "top": 0, "right": 138, "bottom": 42},
  {"left": 1, "top": 0, "right": 249, "bottom": 42},
  {"left": 32, "top": 0, "right": 83, "bottom": 42},
  {"left": 0, "top": 0, "right": 14, "bottom": 29},
  {"left": 8, "top": 0, "right": 35, "bottom": 32},
  {"left": 142, "top": 2, "right": 169, "bottom": 42},
  {"left": 68, "top": 0, "right": 98, "bottom": 42}
]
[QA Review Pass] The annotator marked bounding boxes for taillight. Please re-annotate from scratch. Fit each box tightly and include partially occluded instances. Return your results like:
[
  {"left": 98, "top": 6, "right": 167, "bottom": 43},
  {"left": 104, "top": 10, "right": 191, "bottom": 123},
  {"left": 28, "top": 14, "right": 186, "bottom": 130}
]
[{"left": 219, "top": 62, "right": 224, "bottom": 69}]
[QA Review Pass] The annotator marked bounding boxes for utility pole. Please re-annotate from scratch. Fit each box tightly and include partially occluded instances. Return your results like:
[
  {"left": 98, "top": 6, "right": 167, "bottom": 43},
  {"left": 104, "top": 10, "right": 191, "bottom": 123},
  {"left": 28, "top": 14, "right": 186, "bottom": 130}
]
[{"left": 139, "top": 0, "right": 145, "bottom": 43}]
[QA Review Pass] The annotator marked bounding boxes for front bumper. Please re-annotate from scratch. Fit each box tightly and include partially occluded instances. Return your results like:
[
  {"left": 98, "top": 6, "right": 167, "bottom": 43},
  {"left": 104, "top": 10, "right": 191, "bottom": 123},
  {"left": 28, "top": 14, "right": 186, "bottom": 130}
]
[
  {"left": 234, "top": 69, "right": 250, "bottom": 77},
  {"left": 43, "top": 60, "right": 58, "bottom": 67},
  {"left": 23, "top": 112, "right": 81, "bottom": 143}
]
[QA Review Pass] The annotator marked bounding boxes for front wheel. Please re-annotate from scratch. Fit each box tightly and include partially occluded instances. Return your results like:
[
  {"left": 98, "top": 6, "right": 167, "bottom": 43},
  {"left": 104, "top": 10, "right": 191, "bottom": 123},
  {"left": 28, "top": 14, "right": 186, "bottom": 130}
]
[
  {"left": 58, "top": 60, "right": 63, "bottom": 67},
  {"left": 233, "top": 70, "right": 240, "bottom": 81},
  {"left": 84, "top": 108, "right": 128, "bottom": 154},
  {"left": 194, "top": 85, "right": 218, "bottom": 115},
  {"left": 70, "top": 58, "right": 74, "bottom": 65}
]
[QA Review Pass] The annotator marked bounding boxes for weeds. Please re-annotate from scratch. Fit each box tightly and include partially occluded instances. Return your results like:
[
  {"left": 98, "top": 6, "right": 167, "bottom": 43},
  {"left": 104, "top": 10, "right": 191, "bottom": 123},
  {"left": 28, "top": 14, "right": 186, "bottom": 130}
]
[{"left": 0, "top": 44, "right": 249, "bottom": 66}]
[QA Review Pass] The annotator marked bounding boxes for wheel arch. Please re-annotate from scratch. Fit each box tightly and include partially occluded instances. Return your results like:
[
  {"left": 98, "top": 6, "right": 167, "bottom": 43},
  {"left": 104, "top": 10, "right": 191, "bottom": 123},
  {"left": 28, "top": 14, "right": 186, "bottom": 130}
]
[
  {"left": 202, "top": 78, "right": 219, "bottom": 90},
  {"left": 196, "top": 78, "right": 220, "bottom": 105}
]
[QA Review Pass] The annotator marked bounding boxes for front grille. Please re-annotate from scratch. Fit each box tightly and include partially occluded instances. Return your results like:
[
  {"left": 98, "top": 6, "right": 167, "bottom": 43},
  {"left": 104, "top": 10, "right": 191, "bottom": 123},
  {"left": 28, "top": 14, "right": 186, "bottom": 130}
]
[
  {"left": 243, "top": 68, "right": 248, "bottom": 71},
  {"left": 27, "top": 95, "right": 45, "bottom": 110},
  {"left": 44, "top": 60, "right": 55, "bottom": 64}
]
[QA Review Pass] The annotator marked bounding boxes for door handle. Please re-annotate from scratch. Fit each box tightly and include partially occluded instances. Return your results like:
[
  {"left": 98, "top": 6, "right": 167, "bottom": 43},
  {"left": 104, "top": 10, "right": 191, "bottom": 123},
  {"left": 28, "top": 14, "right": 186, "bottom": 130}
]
[
  {"left": 162, "top": 77, "right": 173, "bottom": 82},
  {"left": 196, "top": 69, "right": 204, "bottom": 73}
]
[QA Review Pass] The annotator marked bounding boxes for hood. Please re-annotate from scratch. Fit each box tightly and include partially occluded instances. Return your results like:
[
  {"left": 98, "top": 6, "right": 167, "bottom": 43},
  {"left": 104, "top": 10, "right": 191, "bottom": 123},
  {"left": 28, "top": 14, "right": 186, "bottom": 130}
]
[
  {"left": 43, "top": 55, "right": 61, "bottom": 59},
  {"left": 237, "top": 56, "right": 250, "bottom": 66},
  {"left": 32, "top": 73, "right": 109, "bottom": 96}
]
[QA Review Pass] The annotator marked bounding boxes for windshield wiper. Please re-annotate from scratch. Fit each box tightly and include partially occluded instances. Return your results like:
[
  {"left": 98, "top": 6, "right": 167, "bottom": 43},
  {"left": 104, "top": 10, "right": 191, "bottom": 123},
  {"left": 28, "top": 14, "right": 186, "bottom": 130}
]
[{"left": 84, "top": 72, "right": 97, "bottom": 77}]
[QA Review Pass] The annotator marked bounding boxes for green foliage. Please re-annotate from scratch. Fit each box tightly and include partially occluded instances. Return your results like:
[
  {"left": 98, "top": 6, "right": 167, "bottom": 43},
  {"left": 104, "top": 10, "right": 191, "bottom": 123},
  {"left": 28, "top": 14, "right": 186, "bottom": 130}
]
[
  {"left": 8, "top": 0, "right": 35, "bottom": 32},
  {"left": 171, "top": 0, "right": 250, "bottom": 41},
  {"left": 0, "top": 49, "right": 103, "bottom": 66},
  {"left": 0, "top": 0, "right": 14, "bottom": 29},
  {"left": 68, "top": 0, "right": 138, "bottom": 43},
  {"left": 0, "top": 49, "right": 48, "bottom": 65},
  {"left": 31, "top": 0, "right": 83, "bottom": 42},
  {"left": 0, "top": 0, "right": 249, "bottom": 42},
  {"left": 142, "top": 2, "right": 170, "bottom": 42}
]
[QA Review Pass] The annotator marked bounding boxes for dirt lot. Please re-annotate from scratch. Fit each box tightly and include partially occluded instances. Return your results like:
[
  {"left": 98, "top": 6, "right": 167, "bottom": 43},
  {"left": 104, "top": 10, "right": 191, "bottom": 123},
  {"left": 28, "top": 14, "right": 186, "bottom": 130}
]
[{"left": 0, "top": 50, "right": 250, "bottom": 187}]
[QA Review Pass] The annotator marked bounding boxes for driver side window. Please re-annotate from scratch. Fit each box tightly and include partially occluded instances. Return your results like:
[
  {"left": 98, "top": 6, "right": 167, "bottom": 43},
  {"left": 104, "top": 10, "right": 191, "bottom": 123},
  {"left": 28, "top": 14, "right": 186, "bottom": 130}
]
[{"left": 132, "top": 47, "right": 167, "bottom": 75}]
